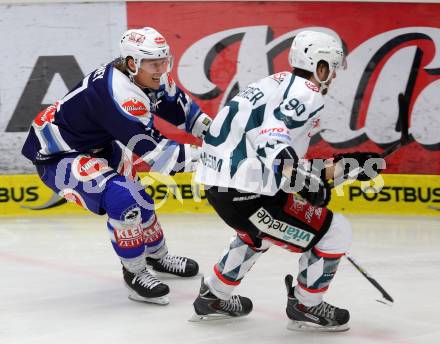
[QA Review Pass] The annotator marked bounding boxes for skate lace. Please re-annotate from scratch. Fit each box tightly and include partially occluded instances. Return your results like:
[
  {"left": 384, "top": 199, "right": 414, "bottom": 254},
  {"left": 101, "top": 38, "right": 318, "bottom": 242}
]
[
  {"left": 159, "top": 255, "right": 187, "bottom": 273},
  {"left": 307, "top": 302, "right": 336, "bottom": 319},
  {"left": 133, "top": 270, "right": 162, "bottom": 289},
  {"left": 219, "top": 295, "right": 242, "bottom": 312}
]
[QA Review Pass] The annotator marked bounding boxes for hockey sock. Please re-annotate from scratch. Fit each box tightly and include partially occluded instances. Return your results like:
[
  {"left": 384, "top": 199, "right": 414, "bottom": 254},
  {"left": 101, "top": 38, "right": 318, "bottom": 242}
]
[
  {"left": 205, "top": 235, "right": 265, "bottom": 299},
  {"left": 295, "top": 248, "right": 343, "bottom": 306}
]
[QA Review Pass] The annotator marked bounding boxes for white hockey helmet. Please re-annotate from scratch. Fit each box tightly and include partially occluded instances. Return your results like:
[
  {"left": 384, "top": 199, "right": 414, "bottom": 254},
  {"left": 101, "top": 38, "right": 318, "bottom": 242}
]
[
  {"left": 120, "top": 27, "right": 171, "bottom": 76},
  {"left": 289, "top": 30, "right": 346, "bottom": 87}
]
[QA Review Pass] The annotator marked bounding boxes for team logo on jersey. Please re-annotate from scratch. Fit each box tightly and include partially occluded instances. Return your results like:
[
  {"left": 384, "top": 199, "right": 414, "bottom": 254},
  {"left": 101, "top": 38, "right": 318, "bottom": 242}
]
[
  {"left": 128, "top": 32, "right": 145, "bottom": 44},
  {"left": 154, "top": 36, "right": 166, "bottom": 45},
  {"left": 305, "top": 81, "right": 319, "bottom": 92},
  {"left": 59, "top": 189, "right": 89, "bottom": 210},
  {"left": 284, "top": 194, "right": 327, "bottom": 230},
  {"left": 122, "top": 98, "right": 148, "bottom": 117},
  {"left": 33, "top": 102, "right": 58, "bottom": 128},
  {"left": 270, "top": 72, "right": 289, "bottom": 84},
  {"left": 122, "top": 205, "right": 141, "bottom": 224},
  {"left": 72, "top": 156, "right": 112, "bottom": 182}
]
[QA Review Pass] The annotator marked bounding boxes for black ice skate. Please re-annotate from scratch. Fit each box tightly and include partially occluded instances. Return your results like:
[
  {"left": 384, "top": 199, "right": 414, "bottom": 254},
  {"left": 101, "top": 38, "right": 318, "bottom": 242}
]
[
  {"left": 189, "top": 277, "right": 253, "bottom": 321},
  {"left": 284, "top": 274, "right": 350, "bottom": 332},
  {"left": 123, "top": 267, "right": 170, "bottom": 305},
  {"left": 146, "top": 254, "right": 199, "bottom": 277}
]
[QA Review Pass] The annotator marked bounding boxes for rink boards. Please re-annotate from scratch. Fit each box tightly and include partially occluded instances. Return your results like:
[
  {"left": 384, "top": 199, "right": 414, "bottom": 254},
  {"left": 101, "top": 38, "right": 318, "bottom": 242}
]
[{"left": 0, "top": 173, "right": 438, "bottom": 217}]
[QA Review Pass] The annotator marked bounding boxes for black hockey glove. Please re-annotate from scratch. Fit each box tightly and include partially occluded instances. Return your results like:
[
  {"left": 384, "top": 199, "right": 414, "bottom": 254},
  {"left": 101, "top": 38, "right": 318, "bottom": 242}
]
[
  {"left": 333, "top": 152, "right": 383, "bottom": 181},
  {"left": 275, "top": 147, "right": 331, "bottom": 208},
  {"left": 294, "top": 161, "right": 331, "bottom": 208}
]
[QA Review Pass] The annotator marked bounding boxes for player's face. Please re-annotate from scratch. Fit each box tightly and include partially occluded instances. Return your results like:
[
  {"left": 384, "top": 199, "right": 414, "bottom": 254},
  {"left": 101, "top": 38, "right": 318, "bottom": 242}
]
[
  {"left": 134, "top": 58, "right": 170, "bottom": 89},
  {"left": 317, "top": 64, "right": 337, "bottom": 92}
]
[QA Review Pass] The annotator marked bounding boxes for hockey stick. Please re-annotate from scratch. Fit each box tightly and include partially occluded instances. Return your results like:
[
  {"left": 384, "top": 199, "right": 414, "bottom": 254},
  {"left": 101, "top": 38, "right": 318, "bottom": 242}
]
[
  {"left": 346, "top": 255, "right": 394, "bottom": 305},
  {"left": 328, "top": 92, "right": 411, "bottom": 189}
]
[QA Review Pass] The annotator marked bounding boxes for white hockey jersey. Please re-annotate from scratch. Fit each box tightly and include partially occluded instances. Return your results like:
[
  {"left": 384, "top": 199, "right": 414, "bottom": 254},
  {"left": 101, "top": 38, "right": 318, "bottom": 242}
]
[{"left": 195, "top": 72, "right": 325, "bottom": 195}]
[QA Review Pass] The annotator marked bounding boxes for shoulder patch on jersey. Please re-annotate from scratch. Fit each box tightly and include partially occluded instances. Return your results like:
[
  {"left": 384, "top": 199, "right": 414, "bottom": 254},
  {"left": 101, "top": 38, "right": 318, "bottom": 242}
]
[
  {"left": 122, "top": 98, "right": 148, "bottom": 116},
  {"left": 305, "top": 81, "right": 320, "bottom": 92},
  {"left": 270, "top": 72, "right": 289, "bottom": 84},
  {"left": 33, "top": 102, "right": 58, "bottom": 128}
]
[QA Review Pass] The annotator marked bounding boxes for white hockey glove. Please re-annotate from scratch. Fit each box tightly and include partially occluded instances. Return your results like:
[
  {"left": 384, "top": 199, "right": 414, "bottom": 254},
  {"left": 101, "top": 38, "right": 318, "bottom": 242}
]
[{"left": 182, "top": 144, "right": 202, "bottom": 172}]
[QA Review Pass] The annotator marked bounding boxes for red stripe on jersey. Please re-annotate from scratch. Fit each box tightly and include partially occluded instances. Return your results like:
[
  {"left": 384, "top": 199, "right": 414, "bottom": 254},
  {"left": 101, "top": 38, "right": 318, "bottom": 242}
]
[
  {"left": 214, "top": 264, "right": 241, "bottom": 286},
  {"left": 263, "top": 236, "right": 304, "bottom": 253},
  {"left": 297, "top": 281, "right": 329, "bottom": 294},
  {"left": 313, "top": 247, "right": 345, "bottom": 259}
]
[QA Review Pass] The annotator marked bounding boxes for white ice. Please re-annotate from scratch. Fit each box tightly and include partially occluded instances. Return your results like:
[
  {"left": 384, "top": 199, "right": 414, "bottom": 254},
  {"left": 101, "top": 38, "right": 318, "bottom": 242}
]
[{"left": 0, "top": 214, "right": 439, "bottom": 344}]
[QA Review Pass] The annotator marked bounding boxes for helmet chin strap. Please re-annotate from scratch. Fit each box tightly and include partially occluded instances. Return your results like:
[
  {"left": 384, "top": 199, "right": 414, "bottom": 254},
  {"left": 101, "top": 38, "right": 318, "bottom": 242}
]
[
  {"left": 126, "top": 58, "right": 139, "bottom": 77},
  {"left": 313, "top": 66, "right": 334, "bottom": 95}
]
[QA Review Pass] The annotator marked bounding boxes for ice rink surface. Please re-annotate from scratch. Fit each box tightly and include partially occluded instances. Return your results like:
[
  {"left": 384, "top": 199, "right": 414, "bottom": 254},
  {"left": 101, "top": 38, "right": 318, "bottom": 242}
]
[{"left": 1, "top": 213, "right": 439, "bottom": 344}]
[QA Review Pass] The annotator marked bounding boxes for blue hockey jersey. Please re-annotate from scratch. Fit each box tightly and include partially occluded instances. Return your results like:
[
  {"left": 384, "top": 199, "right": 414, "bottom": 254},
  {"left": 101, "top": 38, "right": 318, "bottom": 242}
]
[{"left": 22, "top": 61, "right": 211, "bottom": 174}]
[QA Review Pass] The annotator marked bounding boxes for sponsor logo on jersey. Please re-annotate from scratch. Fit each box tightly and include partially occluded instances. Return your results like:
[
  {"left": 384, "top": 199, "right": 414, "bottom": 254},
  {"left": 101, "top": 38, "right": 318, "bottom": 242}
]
[
  {"left": 128, "top": 32, "right": 145, "bottom": 44},
  {"left": 249, "top": 207, "right": 315, "bottom": 248},
  {"left": 71, "top": 156, "right": 112, "bottom": 182},
  {"left": 232, "top": 194, "right": 261, "bottom": 202},
  {"left": 143, "top": 216, "right": 164, "bottom": 244},
  {"left": 200, "top": 152, "right": 223, "bottom": 172},
  {"left": 154, "top": 36, "right": 166, "bottom": 45},
  {"left": 114, "top": 226, "right": 144, "bottom": 249},
  {"left": 259, "top": 127, "right": 291, "bottom": 141},
  {"left": 33, "top": 102, "right": 58, "bottom": 128},
  {"left": 305, "top": 81, "right": 320, "bottom": 92},
  {"left": 259, "top": 127, "right": 286, "bottom": 135},
  {"left": 122, "top": 98, "right": 148, "bottom": 117}
]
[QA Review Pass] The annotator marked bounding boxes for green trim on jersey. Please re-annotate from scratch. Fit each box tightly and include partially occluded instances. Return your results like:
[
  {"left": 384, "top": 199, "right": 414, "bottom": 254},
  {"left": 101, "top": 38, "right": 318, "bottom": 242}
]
[
  {"left": 204, "top": 101, "right": 240, "bottom": 147},
  {"left": 230, "top": 103, "right": 267, "bottom": 178}
]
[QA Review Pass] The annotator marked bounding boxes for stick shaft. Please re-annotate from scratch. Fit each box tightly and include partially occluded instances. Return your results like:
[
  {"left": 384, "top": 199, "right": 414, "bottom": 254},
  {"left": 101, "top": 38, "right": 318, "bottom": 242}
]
[{"left": 346, "top": 255, "right": 394, "bottom": 303}]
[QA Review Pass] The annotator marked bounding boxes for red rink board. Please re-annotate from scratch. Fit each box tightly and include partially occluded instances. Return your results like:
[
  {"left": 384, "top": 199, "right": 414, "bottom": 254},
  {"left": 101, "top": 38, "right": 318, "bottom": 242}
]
[{"left": 127, "top": 2, "right": 440, "bottom": 175}]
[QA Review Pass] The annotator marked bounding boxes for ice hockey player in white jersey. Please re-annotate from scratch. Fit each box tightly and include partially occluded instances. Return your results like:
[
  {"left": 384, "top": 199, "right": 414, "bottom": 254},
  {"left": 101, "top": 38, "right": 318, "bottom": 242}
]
[
  {"left": 22, "top": 27, "right": 212, "bottom": 305},
  {"left": 191, "top": 30, "right": 381, "bottom": 331}
]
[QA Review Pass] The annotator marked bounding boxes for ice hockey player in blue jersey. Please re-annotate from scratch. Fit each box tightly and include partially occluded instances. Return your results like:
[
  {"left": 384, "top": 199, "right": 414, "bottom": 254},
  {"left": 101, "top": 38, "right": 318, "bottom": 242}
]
[
  {"left": 190, "top": 30, "right": 382, "bottom": 330},
  {"left": 22, "top": 27, "right": 212, "bottom": 305}
]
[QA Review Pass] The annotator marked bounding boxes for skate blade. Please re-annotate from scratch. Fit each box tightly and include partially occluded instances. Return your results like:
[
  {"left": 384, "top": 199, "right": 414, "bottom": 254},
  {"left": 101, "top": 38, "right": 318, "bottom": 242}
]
[
  {"left": 188, "top": 313, "right": 236, "bottom": 322},
  {"left": 287, "top": 320, "right": 350, "bottom": 332},
  {"left": 128, "top": 294, "right": 169, "bottom": 305},
  {"left": 124, "top": 283, "right": 169, "bottom": 305},
  {"left": 376, "top": 299, "right": 393, "bottom": 307}
]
